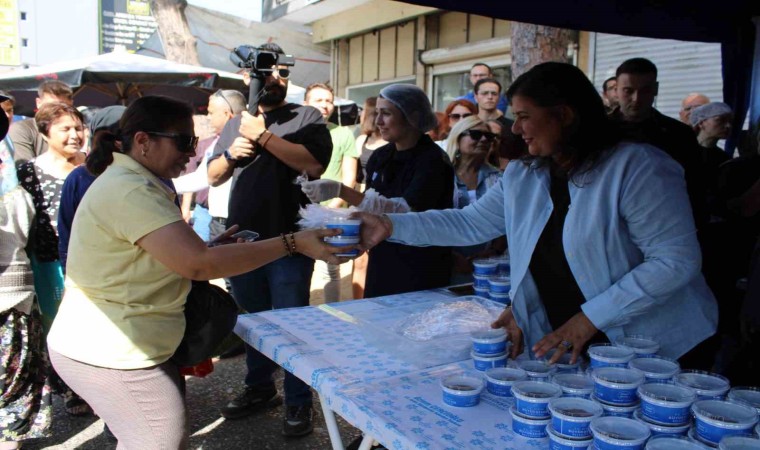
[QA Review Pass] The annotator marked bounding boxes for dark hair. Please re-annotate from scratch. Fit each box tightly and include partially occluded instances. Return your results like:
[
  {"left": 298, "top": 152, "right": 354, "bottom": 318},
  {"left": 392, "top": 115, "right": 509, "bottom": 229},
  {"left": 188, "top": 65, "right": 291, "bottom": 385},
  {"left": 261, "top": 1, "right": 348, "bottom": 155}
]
[
  {"left": 616, "top": 57, "right": 657, "bottom": 78},
  {"left": 471, "top": 62, "right": 493, "bottom": 73},
  {"left": 0, "top": 90, "right": 15, "bottom": 104},
  {"left": 360, "top": 96, "right": 378, "bottom": 136},
  {"left": 258, "top": 42, "right": 285, "bottom": 55},
  {"left": 86, "top": 96, "right": 193, "bottom": 176},
  {"left": 506, "top": 62, "right": 620, "bottom": 176},
  {"left": 474, "top": 78, "right": 502, "bottom": 95},
  {"left": 35, "top": 102, "right": 84, "bottom": 136},
  {"left": 304, "top": 83, "right": 334, "bottom": 101},
  {"left": 602, "top": 76, "right": 616, "bottom": 92},
  {"left": 38, "top": 80, "right": 73, "bottom": 101}
]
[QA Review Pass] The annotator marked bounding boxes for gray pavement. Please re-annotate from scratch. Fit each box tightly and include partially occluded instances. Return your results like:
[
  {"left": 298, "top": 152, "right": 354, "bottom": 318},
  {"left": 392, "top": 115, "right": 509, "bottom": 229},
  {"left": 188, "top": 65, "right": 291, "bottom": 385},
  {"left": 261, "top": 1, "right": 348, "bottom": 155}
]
[{"left": 24, "top": 353, "right": 363, "bottom": 449}]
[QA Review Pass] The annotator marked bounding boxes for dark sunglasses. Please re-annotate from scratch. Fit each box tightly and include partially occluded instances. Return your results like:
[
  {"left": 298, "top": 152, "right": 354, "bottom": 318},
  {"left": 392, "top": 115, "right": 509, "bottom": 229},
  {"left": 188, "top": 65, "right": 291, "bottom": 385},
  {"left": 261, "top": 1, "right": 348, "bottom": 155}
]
[
  {"left": 462, "top": 129, "right": 497, "bottom": 141},
  {"left": 213, "top": 89, "right": 233, "bottom": 112},
  {"left": 145, "top": 131, "right": 199, "bottom": 154},
  {"left": 448, "top": 113, "right": 473, "bottom": 120}
]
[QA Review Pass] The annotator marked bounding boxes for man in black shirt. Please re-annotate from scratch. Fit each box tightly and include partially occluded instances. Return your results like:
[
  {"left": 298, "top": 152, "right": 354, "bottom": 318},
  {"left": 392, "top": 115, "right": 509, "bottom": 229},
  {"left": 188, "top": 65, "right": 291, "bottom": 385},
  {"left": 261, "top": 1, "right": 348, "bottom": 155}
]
[
  {"left": 208, "top": 42, "right": 332, "bottom": 437},
  {"left": 608, "top": 57, "right": 708, "bottom": 231}
]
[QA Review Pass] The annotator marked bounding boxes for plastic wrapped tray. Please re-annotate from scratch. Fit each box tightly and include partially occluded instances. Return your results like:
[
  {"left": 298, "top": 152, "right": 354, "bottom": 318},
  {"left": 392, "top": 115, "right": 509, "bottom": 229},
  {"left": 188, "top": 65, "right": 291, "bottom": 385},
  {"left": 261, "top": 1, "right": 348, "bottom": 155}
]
[{"left": 351, "top": 296, "right": 505, "bottom": 368}]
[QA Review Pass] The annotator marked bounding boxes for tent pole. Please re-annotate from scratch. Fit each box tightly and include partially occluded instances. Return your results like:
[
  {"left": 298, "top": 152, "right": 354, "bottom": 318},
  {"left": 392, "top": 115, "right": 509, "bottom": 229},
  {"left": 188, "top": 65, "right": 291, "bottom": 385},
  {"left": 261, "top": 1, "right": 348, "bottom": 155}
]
[{"left": 750, "top": 17, "right": 760, "bottom": 130}]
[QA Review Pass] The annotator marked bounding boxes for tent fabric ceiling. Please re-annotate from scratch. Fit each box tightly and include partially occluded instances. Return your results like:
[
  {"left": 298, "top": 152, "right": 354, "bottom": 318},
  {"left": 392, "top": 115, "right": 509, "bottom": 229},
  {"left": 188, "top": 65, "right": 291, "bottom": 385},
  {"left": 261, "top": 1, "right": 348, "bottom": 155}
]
[{"left": 399, "top": 0, "right": 759, "bottom": 44}]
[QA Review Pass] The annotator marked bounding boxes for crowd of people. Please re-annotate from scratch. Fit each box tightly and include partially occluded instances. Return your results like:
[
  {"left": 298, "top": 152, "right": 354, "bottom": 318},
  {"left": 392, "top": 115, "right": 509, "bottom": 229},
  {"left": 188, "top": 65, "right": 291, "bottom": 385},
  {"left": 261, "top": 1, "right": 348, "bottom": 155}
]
[{"left": 0, "top": 40, "right": 758, "bottom": 449}]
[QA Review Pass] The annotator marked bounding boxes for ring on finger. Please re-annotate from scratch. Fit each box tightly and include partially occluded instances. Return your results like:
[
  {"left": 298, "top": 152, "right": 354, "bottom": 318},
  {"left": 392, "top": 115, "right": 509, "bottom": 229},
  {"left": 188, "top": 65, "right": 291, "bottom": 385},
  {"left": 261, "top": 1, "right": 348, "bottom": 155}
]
[{"left": 559, "top": 340, "right": 573, "bottom": 350}]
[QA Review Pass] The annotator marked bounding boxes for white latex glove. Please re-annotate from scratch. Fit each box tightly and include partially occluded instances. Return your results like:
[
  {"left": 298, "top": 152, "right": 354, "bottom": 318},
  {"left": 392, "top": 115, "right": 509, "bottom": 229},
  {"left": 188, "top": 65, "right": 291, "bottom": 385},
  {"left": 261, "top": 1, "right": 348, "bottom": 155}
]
[{"left": 301, "top": 179, "right": 342, "bottom": 203}]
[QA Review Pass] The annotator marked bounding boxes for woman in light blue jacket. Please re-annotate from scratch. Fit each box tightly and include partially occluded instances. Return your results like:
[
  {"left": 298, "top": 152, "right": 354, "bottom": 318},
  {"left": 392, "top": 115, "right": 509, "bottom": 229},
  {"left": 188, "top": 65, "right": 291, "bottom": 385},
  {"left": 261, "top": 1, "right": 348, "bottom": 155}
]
[{"left": 355, "top": 62, "right": 717, "bottom": 365}]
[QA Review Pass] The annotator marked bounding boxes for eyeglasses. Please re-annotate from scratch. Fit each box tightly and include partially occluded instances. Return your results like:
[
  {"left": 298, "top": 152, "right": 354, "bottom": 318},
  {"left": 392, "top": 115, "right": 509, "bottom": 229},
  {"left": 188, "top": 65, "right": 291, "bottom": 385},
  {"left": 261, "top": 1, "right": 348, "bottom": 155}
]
[
  {"left": 462, "top": 129, "right": 497, "bottom": 141},
  {"left": 145, "top": 131, "right": 199, "bottom": 154},
  {"left": 213, "top": 89, "right": 233, "bottom": 112},
  {"left": 448, "top": 113, "right": 473, "bottom": 120}
]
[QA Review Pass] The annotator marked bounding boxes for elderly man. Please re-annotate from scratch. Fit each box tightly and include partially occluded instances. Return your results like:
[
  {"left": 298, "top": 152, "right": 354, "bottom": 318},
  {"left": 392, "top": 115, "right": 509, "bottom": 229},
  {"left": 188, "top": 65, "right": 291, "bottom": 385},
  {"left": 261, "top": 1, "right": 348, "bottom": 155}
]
[
  {"left": 8, "top": 80, "right": 73, "bottom": 164},
  {"left": 679, "top": 93, "right": 711, "bottom": 125}
]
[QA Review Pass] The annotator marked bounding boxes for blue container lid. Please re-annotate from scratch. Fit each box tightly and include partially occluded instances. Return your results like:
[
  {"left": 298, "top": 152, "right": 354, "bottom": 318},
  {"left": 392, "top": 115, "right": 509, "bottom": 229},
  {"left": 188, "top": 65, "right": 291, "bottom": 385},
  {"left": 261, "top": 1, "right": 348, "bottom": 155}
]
[
  {"left": 638, "top": 382, "right": 696, "bottom": 405},
  {"left": 727, "top": 387, "right": 760, "bottom": 414},
  {"left": 629, "top": 356, "right": 680, "bottom": 378},
  {"left": 549, "top": 396, "right": 603, "bottom": 420},
  {"left": 588, "top": 343, "right": 635, "bottom": 362},
  {"left": 591, "top": 416, "right": 651, "bottom": 444},
  {"left": 675, "top": 370, "right": 730, "bottom": 396},
  {"left": 552, "top": 373, "right": 594, "bottom": 393},
  {"left": 592, "top": 366, "right": 645, "bottom": 386},
  {"left": 634, "top": 409, "right": 691, "bottom": 435},
  {"left": 511, "top": 380, "right": 562, "bottom": 400},
  {"left": 615, "top": 335, "right": 660, "bottom": 355},
  {"left": 692, "top": 400, "right": 758, "bottom": 429},
  {"left": 518, "top": 360, "right": 555, "bottom": 376},
  {"left": 486, "top": 367, "right": 527, "bottom": 384},
  {"left": 718, "top": 435, "right": 760, "bottom": 449},
  {"left": 645, "top": 435, "right": 711, "bottom": 449},
  {"left": 472, "top": 258, "right": 498, "bottom": 268}
]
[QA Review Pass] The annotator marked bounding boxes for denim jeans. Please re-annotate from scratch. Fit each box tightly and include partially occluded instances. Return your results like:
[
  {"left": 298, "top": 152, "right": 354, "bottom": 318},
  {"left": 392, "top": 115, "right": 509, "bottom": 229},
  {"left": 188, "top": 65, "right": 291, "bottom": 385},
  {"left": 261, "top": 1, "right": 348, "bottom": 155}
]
[
  {"left": 191, "top": 205, "right": 211, "bottom": 242},
  {"left": 229, "top": 254, "right": 314, "bottom": 406}
]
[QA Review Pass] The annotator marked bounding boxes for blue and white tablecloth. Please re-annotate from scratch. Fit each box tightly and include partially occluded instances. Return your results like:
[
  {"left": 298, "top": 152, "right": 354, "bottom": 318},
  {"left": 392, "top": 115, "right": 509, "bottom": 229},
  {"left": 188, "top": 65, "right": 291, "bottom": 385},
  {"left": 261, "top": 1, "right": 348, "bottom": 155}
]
[{"left": 234, "top": 290, "right": 548, "bottom": 450}]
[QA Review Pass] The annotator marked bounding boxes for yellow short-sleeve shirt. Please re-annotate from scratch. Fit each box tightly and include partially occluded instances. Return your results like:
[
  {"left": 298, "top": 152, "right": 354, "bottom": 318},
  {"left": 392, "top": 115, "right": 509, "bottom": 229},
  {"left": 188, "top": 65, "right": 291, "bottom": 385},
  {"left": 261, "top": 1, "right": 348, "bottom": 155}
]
[{"left": 48, "top": 153, "right": 191, "bottom": 369}]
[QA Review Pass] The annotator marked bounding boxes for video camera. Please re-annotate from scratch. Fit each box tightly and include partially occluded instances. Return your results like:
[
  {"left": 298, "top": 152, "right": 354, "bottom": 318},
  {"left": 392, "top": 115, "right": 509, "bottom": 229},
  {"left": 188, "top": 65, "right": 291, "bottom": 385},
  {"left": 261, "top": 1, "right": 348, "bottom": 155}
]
[
  {"left": 230, "top": 45, "right": 296, "bottom": 114},
  {"left": 230, "top": 45, "right": 295, "bottom": 76}
]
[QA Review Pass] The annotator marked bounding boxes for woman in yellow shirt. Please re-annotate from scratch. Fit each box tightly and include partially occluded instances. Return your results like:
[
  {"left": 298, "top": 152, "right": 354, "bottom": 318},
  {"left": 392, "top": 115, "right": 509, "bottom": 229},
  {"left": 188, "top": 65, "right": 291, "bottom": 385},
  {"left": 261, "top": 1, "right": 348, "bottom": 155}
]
[{"left": 47, "top": 96, "right": 343, "bottom": 449}]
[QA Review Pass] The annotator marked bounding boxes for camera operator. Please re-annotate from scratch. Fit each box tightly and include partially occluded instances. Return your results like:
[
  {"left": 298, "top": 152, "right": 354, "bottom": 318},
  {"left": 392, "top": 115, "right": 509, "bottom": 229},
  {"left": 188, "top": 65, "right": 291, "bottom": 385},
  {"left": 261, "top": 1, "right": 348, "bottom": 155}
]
[{"left": 207, "top": 42, "right": 332, "bottom": 436}]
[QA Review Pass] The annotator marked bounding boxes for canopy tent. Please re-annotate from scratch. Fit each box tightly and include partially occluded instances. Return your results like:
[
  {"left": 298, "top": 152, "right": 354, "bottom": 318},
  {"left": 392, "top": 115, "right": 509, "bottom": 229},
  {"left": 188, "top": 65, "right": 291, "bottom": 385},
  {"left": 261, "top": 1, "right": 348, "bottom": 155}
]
[
  {"left": 400, "top": 0, "right": 760, "bottom": 150},
  {"left": 0, "top": 50, "right": 246, "bottom": 116}
]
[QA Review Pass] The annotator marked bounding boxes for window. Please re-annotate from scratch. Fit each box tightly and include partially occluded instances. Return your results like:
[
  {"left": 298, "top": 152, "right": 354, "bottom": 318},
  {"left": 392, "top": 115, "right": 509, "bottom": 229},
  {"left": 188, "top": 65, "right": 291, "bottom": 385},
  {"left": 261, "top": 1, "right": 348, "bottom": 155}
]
[
  {"left": 20, "top": 11, "right": 26, "bottom": 20},
  {"left": 21, "top": 38, "right": 28, "bottom": 47},
  {"left": 433, "top": 66, "right": 511, "bottom": 111},
  {"left": 346, "top": 78, "right": 416, "bottom": 108}
]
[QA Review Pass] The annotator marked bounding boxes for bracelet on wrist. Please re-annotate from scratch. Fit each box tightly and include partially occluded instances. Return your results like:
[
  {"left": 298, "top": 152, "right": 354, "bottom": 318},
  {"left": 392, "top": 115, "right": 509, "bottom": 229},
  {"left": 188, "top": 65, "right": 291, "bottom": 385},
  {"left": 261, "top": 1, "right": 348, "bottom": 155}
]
[
  {"left": 223, "top": 149, "right": 236, "bottom": 161},
  {"left": 288, "top": 232, "right": 296, "bottom": 254},
  {"left": 259, "top": 130, "right": 273, "bottom": 148},
  {"left": 280, "top": 233, "right": 294, "bottom": 256}
]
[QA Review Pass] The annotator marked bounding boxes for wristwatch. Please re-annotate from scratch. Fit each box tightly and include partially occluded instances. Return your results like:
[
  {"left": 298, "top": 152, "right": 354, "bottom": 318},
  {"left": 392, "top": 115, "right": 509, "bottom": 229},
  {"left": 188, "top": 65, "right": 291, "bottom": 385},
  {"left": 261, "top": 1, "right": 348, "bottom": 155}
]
[{"left": 223, "top": 149, "right": 236, "bottom": 161}]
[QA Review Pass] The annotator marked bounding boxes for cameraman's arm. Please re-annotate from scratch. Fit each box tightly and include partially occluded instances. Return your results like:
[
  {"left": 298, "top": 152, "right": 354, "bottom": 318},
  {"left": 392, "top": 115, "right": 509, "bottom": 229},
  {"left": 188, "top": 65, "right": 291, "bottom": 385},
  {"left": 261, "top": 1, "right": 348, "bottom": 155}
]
[{"left": 239, "top": 111, "right": 325, "bottom": 178}]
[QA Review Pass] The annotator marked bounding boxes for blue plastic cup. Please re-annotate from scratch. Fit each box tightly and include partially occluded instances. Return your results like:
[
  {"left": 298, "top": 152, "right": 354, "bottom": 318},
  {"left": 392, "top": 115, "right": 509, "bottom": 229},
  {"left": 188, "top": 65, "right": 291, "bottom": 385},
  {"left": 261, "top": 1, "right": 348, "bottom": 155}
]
[
  {"left": 549, "top": 396, "right": 603, "bottom": 439},
  {"left": 325, "top": 217, "right": 361, "bottom": 237},
  {"left": 691, "top": 400, "right": 758, "bottom": 446},
  {"left": 440, "top": 374, "right": 483, "bottom": 407},
  {"left": 324, "top": 235, "right": 359, "bottom": 257},
  {"left": 588, "top": 343, "right": 635, "bottom": 369},
  {"left": 590, "top": 416, "right": 651, "bottom": 450},
  {"left": 510, "top": 406, "right": 550, "bottom": 438},
  {"left": 511, "top": 380, "right": 562, "bottom": 418},
  {"left": 592, "top": 366, "right": 644, "bottom": 405},
  {"left": 637, "top": 383, "right": 696, "bottom": 426}
]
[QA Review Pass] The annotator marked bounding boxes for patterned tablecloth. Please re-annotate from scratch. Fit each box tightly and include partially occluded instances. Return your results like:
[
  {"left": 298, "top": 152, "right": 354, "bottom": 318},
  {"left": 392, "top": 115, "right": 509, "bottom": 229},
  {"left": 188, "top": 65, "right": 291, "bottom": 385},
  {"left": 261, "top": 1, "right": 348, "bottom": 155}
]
[{"left": 234, "top": 290, "right": 548, "bottom": 450}]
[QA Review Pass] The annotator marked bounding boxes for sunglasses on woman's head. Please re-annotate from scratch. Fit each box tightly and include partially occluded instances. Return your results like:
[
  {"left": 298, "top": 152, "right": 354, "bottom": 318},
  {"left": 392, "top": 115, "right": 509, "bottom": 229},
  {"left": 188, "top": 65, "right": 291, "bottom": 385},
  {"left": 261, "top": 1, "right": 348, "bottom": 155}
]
[
  {"left": 448, "top": 113, "right": 473, "bottom": 120},
  {"left": 462, "top": 129, "right": 497, "bottom": 141},
  {"left": 145, "top": 131, "right": 199, "bottom": 154}
]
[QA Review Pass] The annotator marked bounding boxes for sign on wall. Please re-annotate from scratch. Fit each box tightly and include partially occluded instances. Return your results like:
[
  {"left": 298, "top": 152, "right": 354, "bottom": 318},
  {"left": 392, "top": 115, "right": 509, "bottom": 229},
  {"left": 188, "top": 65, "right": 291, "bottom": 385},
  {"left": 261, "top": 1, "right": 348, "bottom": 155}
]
[
  {"left": 99, "top": 0, "right": 157, "bottom": 54},
  {"left": 0, "top": 0, "right": 20, "bottom": 66}
]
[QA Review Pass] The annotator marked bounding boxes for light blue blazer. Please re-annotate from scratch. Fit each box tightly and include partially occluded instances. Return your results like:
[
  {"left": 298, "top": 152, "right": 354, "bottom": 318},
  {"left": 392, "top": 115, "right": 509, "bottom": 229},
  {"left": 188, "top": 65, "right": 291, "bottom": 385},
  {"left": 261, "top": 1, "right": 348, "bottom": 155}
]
[{"left": 389, "top": 142, "right": 717, "bottom": 359}]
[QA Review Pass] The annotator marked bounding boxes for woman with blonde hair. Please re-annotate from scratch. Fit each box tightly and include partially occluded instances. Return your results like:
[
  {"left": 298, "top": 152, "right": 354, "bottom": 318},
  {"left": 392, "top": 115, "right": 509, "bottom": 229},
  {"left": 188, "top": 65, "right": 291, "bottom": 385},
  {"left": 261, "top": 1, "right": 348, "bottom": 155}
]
[{"left": 446, "top": 115, "right": 504, "bottom": 283}]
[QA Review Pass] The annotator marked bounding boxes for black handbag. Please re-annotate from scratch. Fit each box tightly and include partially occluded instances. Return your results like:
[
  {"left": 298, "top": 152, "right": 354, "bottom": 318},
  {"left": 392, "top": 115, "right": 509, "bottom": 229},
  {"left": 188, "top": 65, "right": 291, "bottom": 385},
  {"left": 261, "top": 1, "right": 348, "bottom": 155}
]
[{"left": 171, "top": 280, "right": 239, "bottom": 367}]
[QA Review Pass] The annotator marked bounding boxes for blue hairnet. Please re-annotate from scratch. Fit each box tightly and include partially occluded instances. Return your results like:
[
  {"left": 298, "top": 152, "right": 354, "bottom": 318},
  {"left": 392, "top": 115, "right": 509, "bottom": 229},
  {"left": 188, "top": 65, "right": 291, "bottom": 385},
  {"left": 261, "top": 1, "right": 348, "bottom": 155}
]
[{"left": 379, "top": 84, "right": 437, "bottom": 133}]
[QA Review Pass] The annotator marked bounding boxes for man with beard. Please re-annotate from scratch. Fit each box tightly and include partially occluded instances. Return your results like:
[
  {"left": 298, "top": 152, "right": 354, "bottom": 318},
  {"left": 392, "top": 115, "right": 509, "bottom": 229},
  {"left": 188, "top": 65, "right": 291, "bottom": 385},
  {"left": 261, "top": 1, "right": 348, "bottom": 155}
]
[{"left": 207, "top": 42, "right": 332, "bottom": 437}]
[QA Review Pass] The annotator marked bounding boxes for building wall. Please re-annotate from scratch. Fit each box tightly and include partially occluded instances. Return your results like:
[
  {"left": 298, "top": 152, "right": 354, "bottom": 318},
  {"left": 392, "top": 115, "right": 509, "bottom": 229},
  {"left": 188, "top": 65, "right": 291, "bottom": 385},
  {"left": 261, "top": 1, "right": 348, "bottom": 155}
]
[
  {"left": 14, "top": 0, "right": 98, "bottom": 68},
  {"left": 332, "top": 10, "right": 513, "bottom": 107}
]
